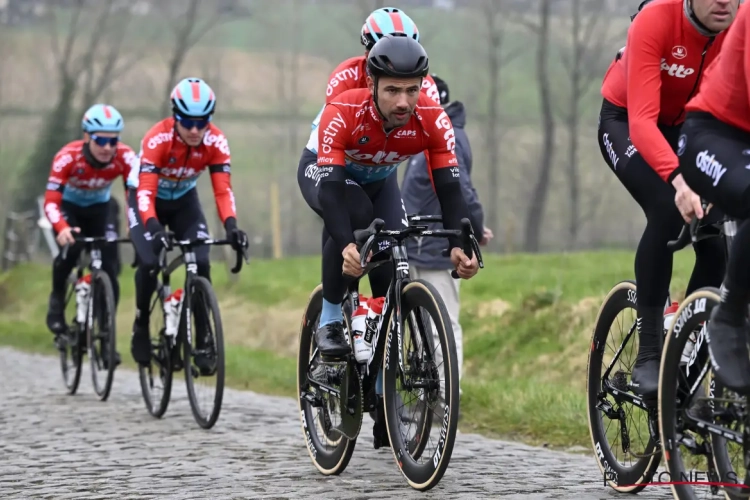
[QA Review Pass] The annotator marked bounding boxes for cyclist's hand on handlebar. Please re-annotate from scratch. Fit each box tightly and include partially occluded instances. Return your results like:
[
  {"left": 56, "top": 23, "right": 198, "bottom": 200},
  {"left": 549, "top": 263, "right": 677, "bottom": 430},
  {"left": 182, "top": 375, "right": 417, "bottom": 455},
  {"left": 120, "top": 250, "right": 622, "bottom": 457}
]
[
  {"left": 672, "top": 174, "right": 704, "bottom": 223},
  {"left": 224, "top": 217, "right": 249, "bottom": 251},
  {"left": 56, "top": 226, "right": 80, "bottom": 246},
  {"left": 450, "top": 247, "right": 478, "bottom": 279},
  {"left": 227, "top": 227, "right": 249, "bottom": 252},
  {"left": 146, "top": 218, "right": 168, "bottom": 253},
  {"left": 342, "top": 242, "right": 368, "bottom": 277}
]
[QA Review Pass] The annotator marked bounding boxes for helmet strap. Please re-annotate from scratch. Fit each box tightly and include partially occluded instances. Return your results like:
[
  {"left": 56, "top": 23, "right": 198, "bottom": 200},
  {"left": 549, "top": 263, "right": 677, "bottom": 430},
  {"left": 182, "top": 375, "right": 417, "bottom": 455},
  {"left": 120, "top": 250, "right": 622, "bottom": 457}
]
[{"left": 371, "top": 76, "right": 389, "bottom": 124}]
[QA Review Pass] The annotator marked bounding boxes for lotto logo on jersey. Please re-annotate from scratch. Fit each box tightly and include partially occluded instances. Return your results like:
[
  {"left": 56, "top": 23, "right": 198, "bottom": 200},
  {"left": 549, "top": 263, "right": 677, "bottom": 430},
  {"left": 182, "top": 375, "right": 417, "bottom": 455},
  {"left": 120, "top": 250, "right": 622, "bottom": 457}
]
[
  {"left": 204, "top": 131, "right": 230, "bottom": 156},
  {"left": 422, "top": 79, "right": 440, "bottom": 104},
  {"left": 69, "top": 177, "right": 111, "bottom": 189},
  {"left": 161, "top": 166, "right": 198, "bottom": 179},
  {"left": 53, "top": 153, "right": 74, "bottom": 172},
  {"left": 434, "top": 111, "right": 456, "bottom": 154},
  {"left": 345, "top": 149, "right": 412, "bottom": 164},
  {"left": 45, "top": 202, "right": 62, "bottom": 224},
  {"left": 660, "top": 59, "right": 695, "bottom": 78},
  {"left": 137, "top": 190, "right": 152, "bottom": 213}
]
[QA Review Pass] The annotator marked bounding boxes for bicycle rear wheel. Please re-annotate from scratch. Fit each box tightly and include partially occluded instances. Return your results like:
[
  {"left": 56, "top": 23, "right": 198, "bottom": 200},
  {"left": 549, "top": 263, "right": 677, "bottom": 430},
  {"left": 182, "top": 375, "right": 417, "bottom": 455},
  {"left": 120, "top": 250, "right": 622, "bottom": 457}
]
[
  {"left": 297, "top": 284, "right": 358, "bottom": 475},
  {"left": 138, "top": 293, "right": 173, "bottom": 418},
  {"left": 88, "top": 271, "right": 117, "bottom": 401},
  {"left": 383, "top": 279, "right": 459, "bottom": 492},
  {"left": 183, "top": 276, "right": 225, "bottom": 429}
]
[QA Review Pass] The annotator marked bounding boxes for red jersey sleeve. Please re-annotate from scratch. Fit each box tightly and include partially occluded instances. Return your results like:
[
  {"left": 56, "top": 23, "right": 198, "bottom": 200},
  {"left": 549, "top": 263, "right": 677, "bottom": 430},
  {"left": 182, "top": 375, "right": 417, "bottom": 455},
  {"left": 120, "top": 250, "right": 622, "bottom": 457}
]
[
  {"left": 206, "top": 127, "right": 236, "bottom": 223},
  {"left": 425, "top": 108, "right": 459, "bottom": 170},
  {"left": 625, "top": 10, "right": 678, "bottom": 182},
  {"left": 317, "top": 104, "right": 349, "bottom": 167},
  {"left": 136, "top": 125, "right": 169, "bottom": 224},
  {"left": 117, "top": 144, "right": 139, "bottom": 188},
  {"left": 745, "top": 19, "right": 750, "bottom": 107},
  {"left": 44, "top": 149, "right": 74, "bottom": 233},
  {"left": 421, "top": 74, "right": 442, "bottom": 105}
]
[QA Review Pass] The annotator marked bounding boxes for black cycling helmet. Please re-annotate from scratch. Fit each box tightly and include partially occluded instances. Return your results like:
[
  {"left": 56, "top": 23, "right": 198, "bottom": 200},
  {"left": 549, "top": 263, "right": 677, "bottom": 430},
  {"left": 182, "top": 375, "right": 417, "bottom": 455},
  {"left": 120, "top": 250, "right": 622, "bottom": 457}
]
[{"left": 367, "top": 33, "right": 429, "bottom": 80}]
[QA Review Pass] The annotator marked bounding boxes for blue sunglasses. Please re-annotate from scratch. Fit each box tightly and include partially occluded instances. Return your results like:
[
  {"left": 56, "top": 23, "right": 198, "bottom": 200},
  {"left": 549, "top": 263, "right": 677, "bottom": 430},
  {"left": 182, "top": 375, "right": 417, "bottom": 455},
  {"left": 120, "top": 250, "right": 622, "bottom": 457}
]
[
  {"left": 175, "top": 113, "right": 211, "bottom": 130},
  {"left": 90, "top": 134, "right": 119, "bottom": 147}
]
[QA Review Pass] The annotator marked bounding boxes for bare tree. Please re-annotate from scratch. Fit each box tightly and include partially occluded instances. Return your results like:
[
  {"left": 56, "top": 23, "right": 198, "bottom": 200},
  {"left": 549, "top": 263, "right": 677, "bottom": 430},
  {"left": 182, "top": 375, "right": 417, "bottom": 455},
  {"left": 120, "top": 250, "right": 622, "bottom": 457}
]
[
  {"left": 521, "top": 0, "right": 555, "bottom": 253},
  {"left": 558, "top": 0, "right": 624, "bottom": 248},
  {"left": 480, "top": 0, "right": 524, "bottom": 250},
  {"left": 16, "top": 0, "right": 141, "bottom": 210},
  {"left": 159, "top": 0, "right": 236, "bottom": 117}
]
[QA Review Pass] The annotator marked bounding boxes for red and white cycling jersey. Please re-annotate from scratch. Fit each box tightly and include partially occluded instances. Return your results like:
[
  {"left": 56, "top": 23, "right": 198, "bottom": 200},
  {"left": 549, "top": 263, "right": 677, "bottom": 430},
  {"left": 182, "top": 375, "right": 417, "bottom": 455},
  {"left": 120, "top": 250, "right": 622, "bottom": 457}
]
[
  {"left": 135, "top": 117, "right": 236, "bottom": 225},
  {"left": 44, "top": 140, "right": 137, "bottom": 233},
  {"left": 306, "top": 56, "right": 441, "bottom": 153},
  {"left": 601, "top": 0, "right": 729, "bottom": 181},
  {"left": 686, "top": 5, "right": 750, "bottom": 133},
  {"left": 316, "top": 88, "right": 457, "bottom": 184}
]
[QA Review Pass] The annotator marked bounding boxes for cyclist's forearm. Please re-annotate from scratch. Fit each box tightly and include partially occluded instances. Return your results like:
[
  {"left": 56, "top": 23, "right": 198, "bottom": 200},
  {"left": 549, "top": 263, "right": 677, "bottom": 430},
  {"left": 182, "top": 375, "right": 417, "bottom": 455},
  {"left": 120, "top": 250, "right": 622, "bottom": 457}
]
[
  {"left": 208, "top": 166, "right": 237, "bottom": 223},
  {"left": 319, "top": 173, "right": 354, "bottom": 252},
  {"left": 43, "top": 190, "right": 69, "bottom": 233},
  {"left": 433, "top": 167, "right": 470, "bottom": 249},
  {"left": 136, "top": 167, "right": 160, "bottom": 223}
]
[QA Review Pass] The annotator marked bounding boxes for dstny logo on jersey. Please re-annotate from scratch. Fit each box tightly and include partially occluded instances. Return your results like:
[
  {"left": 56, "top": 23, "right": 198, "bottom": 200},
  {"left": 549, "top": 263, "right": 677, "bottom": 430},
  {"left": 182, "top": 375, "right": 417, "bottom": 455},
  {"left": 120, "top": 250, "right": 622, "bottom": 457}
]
[{"left": 661, "top": 59, "right": 695, "bottom": 78}]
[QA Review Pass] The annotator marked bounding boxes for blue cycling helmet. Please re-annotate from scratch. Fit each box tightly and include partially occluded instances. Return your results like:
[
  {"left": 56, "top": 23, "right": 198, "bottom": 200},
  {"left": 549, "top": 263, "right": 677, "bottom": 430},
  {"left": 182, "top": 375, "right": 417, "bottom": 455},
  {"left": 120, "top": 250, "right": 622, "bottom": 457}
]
[
  {"left": 361, "top": 7, "right": 419, "bottom": 52},
  {"left": 81, "top": 104, "right": 124, "bottom": 133},
  {"left": 170, "top": 77, "right": 216, "bottom": 118}
]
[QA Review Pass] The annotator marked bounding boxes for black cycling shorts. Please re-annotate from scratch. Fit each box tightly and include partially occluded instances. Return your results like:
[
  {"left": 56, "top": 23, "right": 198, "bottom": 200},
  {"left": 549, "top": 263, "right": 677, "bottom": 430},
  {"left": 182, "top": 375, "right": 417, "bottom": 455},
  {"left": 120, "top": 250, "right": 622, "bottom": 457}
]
[
  {"left": 679, "top": 112, "right": 750, "bottom": 220},
  {"left": 297, "top": 147, "right": 408, "bottom": 235}
]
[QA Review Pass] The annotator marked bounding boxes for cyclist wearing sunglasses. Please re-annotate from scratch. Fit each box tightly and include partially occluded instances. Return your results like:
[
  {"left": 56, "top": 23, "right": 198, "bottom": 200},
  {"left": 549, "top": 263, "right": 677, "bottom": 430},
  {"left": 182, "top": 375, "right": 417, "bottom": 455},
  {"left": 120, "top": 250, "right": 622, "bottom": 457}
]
[
  {"left": 128, "top": 77, "right": 248, "bottom": 369},
  {"left": 44, "top": 103, "right": 138, "bottom": 365}
]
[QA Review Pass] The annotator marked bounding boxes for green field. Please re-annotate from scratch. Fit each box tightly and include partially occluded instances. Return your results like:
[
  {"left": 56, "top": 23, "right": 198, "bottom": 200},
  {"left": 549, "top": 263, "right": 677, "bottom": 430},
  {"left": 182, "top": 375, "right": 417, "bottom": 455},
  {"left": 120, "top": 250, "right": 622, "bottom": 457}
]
[{"left": 0, "top": 248, "right": 701, "bottom": 452}]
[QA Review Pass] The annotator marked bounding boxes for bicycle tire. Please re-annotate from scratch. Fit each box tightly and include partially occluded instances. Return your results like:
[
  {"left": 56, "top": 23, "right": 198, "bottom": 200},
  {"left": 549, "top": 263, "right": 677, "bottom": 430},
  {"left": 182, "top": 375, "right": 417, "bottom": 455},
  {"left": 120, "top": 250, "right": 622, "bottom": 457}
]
[
  {"left": 138, "top": 292, "right": 173, "bottom": 418},
  {"left": 60, "top": 325, "right": 84, "bottom": 396},
  {"left": 383, "top": 279, "right": 459, "bottom": 491},
  {"left": 183, "top": 276, "right": 225, "bottom": 429},
  {"left": 709, "top": 370, "right": 746, "bottom": 500},
  {"left": 59, "top": 280, "right": 84, "bottom": 395},
  {"left": 297, "top": 284, "right": 357, "bottom": 476},
  {"left": 586, "top": 280, "right": 661, "bottom": 493},
  {"left": 659, "top": 287, "right": 735, "bottom": 500},
  {"left": 88, "top": 271, "right": 117, "bottom": 401}
]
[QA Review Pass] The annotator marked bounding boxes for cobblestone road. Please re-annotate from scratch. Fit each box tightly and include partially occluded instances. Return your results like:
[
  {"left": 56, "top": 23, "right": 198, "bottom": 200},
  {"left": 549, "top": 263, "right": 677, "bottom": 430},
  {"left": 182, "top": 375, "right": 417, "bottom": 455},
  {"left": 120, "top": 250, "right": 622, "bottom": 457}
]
[{"left": 0, "top": 348, "right": 683, "bottom": 499}]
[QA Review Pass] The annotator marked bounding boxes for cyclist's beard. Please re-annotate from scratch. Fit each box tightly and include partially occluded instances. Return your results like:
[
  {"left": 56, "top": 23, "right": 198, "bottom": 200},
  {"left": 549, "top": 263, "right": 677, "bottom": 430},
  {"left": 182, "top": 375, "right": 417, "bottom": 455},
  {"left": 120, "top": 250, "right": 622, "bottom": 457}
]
[{"left": 386, "top": 105, "right": 412, "bottom": 128}]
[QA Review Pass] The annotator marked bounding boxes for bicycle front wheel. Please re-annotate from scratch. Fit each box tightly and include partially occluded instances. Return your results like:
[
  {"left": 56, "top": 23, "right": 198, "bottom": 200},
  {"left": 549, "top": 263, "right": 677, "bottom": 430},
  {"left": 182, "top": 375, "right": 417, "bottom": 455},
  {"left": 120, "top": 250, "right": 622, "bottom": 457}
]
[
  {"left": 88, "top": 271, "right": 117, "bottom": 401},
  {"left": 383, "top": 279, "right": 459, "bottom": 491},
  {"left": 183, "top": 276, "right": 226, "bottom": 429}
]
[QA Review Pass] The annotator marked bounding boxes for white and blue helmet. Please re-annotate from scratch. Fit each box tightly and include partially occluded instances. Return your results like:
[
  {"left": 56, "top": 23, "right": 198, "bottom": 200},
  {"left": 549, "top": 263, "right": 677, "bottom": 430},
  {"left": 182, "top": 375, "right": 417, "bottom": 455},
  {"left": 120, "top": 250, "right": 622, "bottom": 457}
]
[
  {"left": 170, "top": 77, "right": 216, "bottom": 118},
  {"left": 81, "top": 104, "right": 124, "bottom": 133}
]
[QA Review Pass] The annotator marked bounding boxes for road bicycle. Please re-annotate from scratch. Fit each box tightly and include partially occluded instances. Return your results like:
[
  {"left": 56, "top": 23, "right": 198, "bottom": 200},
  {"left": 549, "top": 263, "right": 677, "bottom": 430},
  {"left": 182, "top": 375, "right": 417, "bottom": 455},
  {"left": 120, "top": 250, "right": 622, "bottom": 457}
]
[
  {"left": 57, "top": 236, "right": 130, "bottom": 401},
  {"left": 586, "top": 204, "right": 739, "bottom": 496},
  {"left": 297, "top": 214, "right": 483, "bottom": 491},
  {"left": 138, "top": 232, "right": 248, "bottom": 429},
  {"left": 659, "top": 213, "right": 750, "bottom": 500}
]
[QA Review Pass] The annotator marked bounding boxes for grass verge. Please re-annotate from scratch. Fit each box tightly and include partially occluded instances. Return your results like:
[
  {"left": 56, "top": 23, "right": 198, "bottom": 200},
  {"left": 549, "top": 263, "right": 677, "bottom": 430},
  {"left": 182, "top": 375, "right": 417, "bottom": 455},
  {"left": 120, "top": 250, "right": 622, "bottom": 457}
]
[{"left": 0, "top": 249, "right": 699, "bottom": 452}]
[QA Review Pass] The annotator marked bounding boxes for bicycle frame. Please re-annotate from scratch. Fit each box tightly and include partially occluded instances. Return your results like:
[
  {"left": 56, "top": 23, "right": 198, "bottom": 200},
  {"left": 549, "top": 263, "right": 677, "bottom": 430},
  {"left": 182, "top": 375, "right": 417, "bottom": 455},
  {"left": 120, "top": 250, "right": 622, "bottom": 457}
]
[
  {"left": 315, "top": 215, "right": 484, "bottom": 413},
  {"left": 150, "top": 233, "right": 247, "bottom": 357}
]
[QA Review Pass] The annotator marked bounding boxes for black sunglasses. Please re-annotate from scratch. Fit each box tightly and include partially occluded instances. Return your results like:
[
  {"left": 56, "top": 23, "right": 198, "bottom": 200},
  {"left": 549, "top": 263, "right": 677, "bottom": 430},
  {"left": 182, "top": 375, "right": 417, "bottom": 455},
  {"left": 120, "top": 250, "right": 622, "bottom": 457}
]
[
  {"left": 175, "top": 113, "right": 211, "bottom": 130},
  {"left": 90, "top": 134, "right": 119, "bottom": 147}
]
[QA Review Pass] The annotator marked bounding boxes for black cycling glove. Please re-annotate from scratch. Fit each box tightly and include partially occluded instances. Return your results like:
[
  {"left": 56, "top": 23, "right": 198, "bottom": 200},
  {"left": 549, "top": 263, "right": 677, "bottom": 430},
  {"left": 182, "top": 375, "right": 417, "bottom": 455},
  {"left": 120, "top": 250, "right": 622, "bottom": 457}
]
[{"left": 224, "top": 217, "right": 248, "bottom": 251}]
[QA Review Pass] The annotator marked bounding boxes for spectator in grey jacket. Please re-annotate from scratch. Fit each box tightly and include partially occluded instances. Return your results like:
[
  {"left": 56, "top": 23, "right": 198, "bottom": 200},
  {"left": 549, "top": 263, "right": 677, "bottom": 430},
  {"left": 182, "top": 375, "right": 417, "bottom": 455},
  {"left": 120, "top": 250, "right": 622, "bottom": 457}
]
[{"left": 401, "top": 74, "right": 492, "bottom": 396}]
